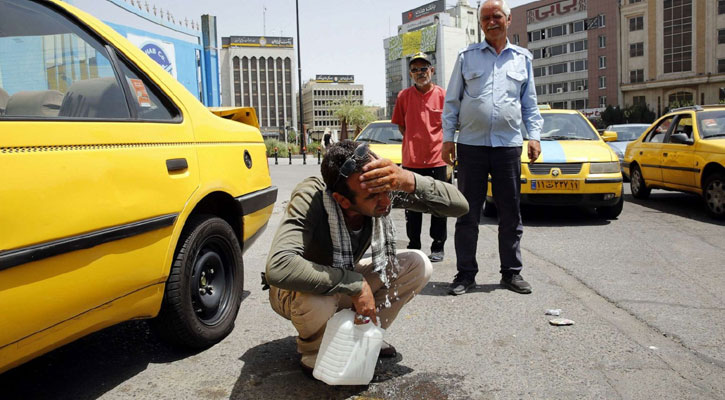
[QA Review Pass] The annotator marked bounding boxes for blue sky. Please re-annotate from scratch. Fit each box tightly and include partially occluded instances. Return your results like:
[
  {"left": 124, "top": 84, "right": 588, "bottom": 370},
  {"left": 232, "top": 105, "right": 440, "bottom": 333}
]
[{"left": 115, "top": 0, "right": 535, "bottom": 106}]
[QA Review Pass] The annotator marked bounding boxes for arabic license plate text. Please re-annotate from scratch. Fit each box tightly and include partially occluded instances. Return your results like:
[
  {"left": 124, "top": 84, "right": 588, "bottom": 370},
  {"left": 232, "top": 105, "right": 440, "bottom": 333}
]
[{"left": 531, "top": 180, "right": 580, "bottom": 191}]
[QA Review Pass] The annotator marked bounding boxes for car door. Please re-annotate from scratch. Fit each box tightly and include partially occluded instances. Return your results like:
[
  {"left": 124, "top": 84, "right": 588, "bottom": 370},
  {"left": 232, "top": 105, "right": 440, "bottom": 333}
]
[
  {"left": 661, "top": 113, "right": 697, "bottom": 189},
  {"left": 636, "top": 115, "right": 676, "bottom": 184},
  {"left": 0, "top": 0, "right": 198, "bottom": 353}
]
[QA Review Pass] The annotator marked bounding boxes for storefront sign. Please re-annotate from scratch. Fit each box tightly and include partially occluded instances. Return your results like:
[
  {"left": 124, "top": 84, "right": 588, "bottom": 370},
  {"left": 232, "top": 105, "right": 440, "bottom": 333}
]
[
  {"left": 315, "top": 75, "right": 354, "bottom": 83},
  {"left": 222, "top": 36, "right": 294, "bottom": 48},
  {"left": 402, "top": 0, "right": 445, "bottom": 24}
]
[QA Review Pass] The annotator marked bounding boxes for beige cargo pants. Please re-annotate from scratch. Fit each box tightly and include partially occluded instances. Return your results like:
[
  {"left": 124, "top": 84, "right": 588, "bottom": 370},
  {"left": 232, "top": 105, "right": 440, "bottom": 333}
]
[{"left": 269, "top": 249, "right": 432, "bottom": 367}]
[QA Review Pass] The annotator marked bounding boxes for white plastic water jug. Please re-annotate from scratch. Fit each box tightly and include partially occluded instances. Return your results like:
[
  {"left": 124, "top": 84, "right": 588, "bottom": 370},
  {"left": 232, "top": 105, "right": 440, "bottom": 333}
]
[{"left": 313, "top": 309, "right": 385, "bottom": 385}]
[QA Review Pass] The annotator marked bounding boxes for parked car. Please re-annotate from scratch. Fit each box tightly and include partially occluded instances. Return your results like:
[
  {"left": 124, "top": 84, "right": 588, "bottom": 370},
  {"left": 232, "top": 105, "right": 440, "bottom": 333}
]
[
  {"left": 622, "top": 105, "right": 725, "bottom": 218},
  {"left": 0, "top": 0, "right": 277, "bottom": 373},
  {"left": 485, "top": 107, "right": 624, "bottom": 219},
  {"left": 604, "top": 123, "right": 651, "bottom": 177},
  {"left": 354, "top": 120, "right": 403, "bottom": 164}
]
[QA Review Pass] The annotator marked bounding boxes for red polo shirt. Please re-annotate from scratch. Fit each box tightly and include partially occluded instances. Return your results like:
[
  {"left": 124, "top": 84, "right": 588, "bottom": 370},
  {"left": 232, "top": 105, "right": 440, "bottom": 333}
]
[{"left": 391, "top": 84, "right": 446, "bottom": 169}]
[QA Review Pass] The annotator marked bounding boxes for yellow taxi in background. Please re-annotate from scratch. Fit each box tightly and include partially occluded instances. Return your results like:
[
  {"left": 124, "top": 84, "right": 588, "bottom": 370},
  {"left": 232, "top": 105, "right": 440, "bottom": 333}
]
[
  {"left": 485, "top": 108, "right": 624, "bottom": 219},
  {"left": 354, "top": 120, "right": 403, "bottom": 164},
  {"left": 0, "top": 0, "right": 276, "bottom": 373},
  {"left": 623, "top": 105, "right": 725, "bottom": 218}
]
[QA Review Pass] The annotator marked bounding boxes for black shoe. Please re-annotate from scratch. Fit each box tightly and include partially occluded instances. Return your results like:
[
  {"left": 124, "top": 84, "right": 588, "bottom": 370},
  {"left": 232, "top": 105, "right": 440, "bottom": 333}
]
[
  {"left": 379, "top": 341, "right": 397, "bottom": 358},
  {"left": 500, "top": 274, "right": 532, "bottom": 294},
  {"left": 448, "top": 277, "right": 475, "bottom": 295}
]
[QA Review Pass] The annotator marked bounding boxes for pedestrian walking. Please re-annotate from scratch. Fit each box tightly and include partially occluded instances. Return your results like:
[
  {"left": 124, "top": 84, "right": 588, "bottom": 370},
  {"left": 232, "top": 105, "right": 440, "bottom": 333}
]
[
  {"left": 441, "top": 0, "right": 543, "bottom": 295},
  {"left": 391, "top": 51, "right": 449, "bottom": 263},
  {"left": 263, "top": 141, "right": 468, "bottom": 379}
]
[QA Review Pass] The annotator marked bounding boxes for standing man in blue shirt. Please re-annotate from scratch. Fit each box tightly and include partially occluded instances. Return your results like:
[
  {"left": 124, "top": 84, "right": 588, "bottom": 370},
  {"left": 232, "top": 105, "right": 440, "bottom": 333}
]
[{"left": 442, "top": 0, "right": 543, "bottom": 295}]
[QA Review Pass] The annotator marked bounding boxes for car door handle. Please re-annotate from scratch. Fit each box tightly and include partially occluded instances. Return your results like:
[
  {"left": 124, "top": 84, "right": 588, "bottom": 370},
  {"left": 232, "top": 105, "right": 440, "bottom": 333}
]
[{"left": 166, "top": 158, "right": 188, "bottom": 172}]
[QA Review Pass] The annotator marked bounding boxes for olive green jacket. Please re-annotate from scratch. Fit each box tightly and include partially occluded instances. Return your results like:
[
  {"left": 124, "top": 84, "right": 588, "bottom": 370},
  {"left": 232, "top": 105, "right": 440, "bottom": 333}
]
[{"left": 265, "top": 174, "right": 468, "bottom": 296}]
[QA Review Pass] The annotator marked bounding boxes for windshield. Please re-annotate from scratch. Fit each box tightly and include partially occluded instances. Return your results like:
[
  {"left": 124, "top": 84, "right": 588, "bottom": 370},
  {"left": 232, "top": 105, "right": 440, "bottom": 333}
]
[
  {"left": 697, "top": 111, "right": 725, "bottom": 139},
  {"left": 526, "top": 113, "right": 599, "bottom": 141},
  {"left": 356, "top": 122, "right": 403, "bottom": 144},
  {"left": 608, "top": 125, "right": 650, "bottom": 141}
]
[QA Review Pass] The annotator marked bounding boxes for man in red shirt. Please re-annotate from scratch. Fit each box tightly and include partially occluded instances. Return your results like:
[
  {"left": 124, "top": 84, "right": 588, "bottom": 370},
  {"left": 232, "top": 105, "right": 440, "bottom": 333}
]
[{"left": 391, "top": 52, "right": 448, "bottom": 262}]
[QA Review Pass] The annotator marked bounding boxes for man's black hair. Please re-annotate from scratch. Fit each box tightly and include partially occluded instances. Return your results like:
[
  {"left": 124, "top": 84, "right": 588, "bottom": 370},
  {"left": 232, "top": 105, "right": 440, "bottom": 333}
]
[{"left": 321, "top": 140, "right": 368, "bottom": 202}]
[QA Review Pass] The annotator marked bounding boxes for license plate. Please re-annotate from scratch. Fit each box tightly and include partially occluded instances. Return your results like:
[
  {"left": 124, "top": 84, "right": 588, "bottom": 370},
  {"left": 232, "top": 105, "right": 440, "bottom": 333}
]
[{"left": 531, "top": 180, "right": 580, "bottom": 191}]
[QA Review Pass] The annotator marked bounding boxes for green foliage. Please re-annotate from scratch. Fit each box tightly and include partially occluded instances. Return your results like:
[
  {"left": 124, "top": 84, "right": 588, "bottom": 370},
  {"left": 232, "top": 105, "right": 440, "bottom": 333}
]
[
  {"left": 625, "top": 104, "right": 656, "bottom": 124},
  {"left": 601, "top": 105, "right": 625, "bottom": 126},
  {"left": 264, "top": 139, "right": 299, "bottom": 157},
  {"left": 330, "top": 97, "right": 376, "bottom": 140},
  {"left": 307, "top": 141, "right": 323, "bottom": 154}
]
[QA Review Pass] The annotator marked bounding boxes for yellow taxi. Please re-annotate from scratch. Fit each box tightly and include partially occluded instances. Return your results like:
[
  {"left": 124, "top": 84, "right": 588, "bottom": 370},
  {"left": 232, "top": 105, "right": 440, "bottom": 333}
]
[
  {"left": 623, "top": 105, "right": 725, "bottom": 218},
  {"left": 354, "top": 120, "right": 403, "bottom": 164},
  {"left": 484, "top": 107, "right": 624, "bottom": 219},
  {"left": 0, "top": 0, "right": 276, "bottom": 372}
]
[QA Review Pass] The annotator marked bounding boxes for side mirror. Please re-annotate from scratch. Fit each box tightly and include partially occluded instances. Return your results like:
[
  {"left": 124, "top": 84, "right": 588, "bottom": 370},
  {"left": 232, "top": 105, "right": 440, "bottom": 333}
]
[
  {"left": 601, "top": 131, "right": 618, "bottom": 142},
  {"left": 670, "top": 133, "right": 694, "bottom": 145}
]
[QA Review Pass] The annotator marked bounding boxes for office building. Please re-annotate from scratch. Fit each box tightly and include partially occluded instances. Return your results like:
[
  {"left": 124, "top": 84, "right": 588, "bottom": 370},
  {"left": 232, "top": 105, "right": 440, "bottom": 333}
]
[
  {"left": 219, "top": 36, "right": 297, "bottom": 137},
  {"left": 301, "top": 75, "right": 363, "bottom": 140}
]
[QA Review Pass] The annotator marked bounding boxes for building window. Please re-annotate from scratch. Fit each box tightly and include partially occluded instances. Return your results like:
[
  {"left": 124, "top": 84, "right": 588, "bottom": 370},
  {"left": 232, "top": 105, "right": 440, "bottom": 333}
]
[
  {"left": 513, "top": 34, "right": 520, "bottom": 45},
  {"left": 668, "top": 91, "right": 693, "bottom": 106},
  {"left": 720, "top": 88, "right": 725, "bottom": 102},
  {"left": 720, "top": 0, "right": 725, "bottom": 14},
  {"left": 550, "top": 82, "right": 568, "bottom": 94},
  {"left": 629, "top": 16, "right": 644, "bottom": 31},
  {"left": 242, "top": 57, "right": 250, "bottom": 107},
  {"left": 599, "top": 56, "right": 607, "bottom": 69},
  {"left": 599, "top": 96, "right": 607, "bottom": 108},
  {"left": 552, "top": 101, "right": 567, "bottom": 109},
  {"left": 549, "top": 63, "right": 568, "bottom": 75},
  {"left": 599, "top": 35, "right": 606, "bottom": 48},
  {"left": 719, "top": 29, "right": 725, "bottom": 45},
  {"left": 528, "top": 29, "right": 545, "bottom": 42},
  {"left": 719, "top": 59, "right": 725, "bottom": 73},
  {"left": 630, "top": 69, "right": 644, "bottom": 83},
  {"left": 570, "top": 40, "right": 587, "bottom": 53},
  {"left": 233, "top": 56, "right": 241, "bottom": 107},
  {"left": 534, "top": 66, "right": 547, "bottom": 77},
  {"left": 536, "top": 85, "right": 547, "bottom": 95},
  {"left": 664, "top": 0, "right": 692, "bottom": 73},
  {"left": 572, "top": 20, "right": 585, "bottom": 33},
  {"left": 630, "top": 42, "right": 644, "bottom": 57},
  {"left": 630, "top": 0, "right": 642, "bottom": 3},
  {"left": 571, "top": 79, "right": 587, "bottom": 91},
  {"left": 599, "top": 76, "right": 607, "bottom": 89},
  {"left": 570, "top": 60, "right": 588, "bottom": 72},
  {"left": 547, "top": 24, "right": 567, "bottom": 38},
  {"left": 633, "top": 96, "right": 646, "bottom": 106},
  {"left": 549, "top": 43, "right": 568, "bottom": 56},
  {"left": 572, "top": 99, "right": 587, "bottom": 109}
]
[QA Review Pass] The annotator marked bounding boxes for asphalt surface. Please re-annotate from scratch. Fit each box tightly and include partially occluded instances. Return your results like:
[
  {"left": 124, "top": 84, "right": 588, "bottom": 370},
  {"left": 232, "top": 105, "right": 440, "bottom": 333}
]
[{"left": 2, "top": 158, "right": 724, "bottom": 399}]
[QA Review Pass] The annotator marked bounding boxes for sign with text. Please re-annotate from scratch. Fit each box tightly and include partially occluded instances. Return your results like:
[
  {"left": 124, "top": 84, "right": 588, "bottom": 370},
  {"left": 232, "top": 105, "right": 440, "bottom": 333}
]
[
  {"left": 315, "top": 75, "right": 354, "bottom": 83},
  {"left": 222, "top": 36, "right": 294, "bottom": 48},
  {"left": 526, "top": 0, "right": 586, "bottom": 24},
  {"left": 127, "top": 33, "right": 177, "bottom": 78},
  {"left": 402, "top": 0, "right": 445, "bottom": 24}
]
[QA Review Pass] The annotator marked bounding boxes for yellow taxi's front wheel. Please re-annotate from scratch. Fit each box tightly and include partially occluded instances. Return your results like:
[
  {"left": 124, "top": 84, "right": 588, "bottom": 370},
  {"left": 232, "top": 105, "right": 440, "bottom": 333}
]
[{"left": 152, "top": 215, "right": 244, "bottom": 349}]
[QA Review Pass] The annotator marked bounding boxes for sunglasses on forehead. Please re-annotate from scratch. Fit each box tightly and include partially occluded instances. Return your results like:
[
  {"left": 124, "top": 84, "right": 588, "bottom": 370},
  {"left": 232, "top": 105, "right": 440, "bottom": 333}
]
[{"left": 333, "top": 143, "right": 369, "bottom": 191}]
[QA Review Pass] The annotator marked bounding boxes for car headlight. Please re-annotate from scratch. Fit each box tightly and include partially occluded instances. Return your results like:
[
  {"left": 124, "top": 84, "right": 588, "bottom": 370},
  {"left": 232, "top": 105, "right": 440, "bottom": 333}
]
[{"left": 589, "top": 162, "right": 620, "bottom": 174}]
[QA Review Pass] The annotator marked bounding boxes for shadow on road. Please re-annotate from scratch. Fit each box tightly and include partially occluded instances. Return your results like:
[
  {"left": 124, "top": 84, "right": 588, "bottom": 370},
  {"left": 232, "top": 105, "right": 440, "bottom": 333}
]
[
  {"left": 230, "top": 336, "right": 413, "bottom": 399},
  {"left": 0, "top": 290, "right": 252, "bottom": 400},
  {"left": 478, "top": 204, "right": 613, "bottom": 227},
  {"left": 625, "top": 192, "right": 725, "bottom": 225},
  {"left": 419, "top": 281, "right": 501, "bottom": 296}
]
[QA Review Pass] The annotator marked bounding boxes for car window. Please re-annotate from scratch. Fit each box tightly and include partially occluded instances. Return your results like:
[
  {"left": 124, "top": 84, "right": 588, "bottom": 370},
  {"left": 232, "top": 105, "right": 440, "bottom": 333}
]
[
  {"left": 356, "top": 123, "right": 403, "bottom": 144},
  {"left": 537, "top": 113, "right": 599, "bottom": 140},
  {"left": 611, "top": 125, "right": 649, "bottom": 141},
  {"left": 697, "top": 110, "right": 725, "bottom": 139},
  {"left": 0, "top": 0, "right": 130, "bottom": 119},
  {"left": 667, "top": 116, "right": 693, "bottom": 142},
  {"left": 644, "top": 116, "right": 674, "bottom": 143},
  {"left": 115, "top": 55, "right": 179, "bottom": 121}
]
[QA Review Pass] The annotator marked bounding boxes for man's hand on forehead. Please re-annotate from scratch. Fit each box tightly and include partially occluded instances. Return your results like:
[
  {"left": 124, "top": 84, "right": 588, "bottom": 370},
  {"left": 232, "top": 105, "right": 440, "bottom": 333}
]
[{"left": 359, "top": 158, "right": 416, "bottom": 194}]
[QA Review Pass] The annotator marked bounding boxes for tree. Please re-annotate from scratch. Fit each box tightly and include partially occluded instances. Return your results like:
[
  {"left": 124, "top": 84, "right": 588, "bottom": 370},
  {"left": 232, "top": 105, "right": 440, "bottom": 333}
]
[
  {"left": 600, "top": 105, "right": 625, "bottom": 127},
  {"left": 624, "top": 104, "right": 656, "bottom": 124},
  {"left": 331, "top": 98, "right": 376, "bottom": 140}
]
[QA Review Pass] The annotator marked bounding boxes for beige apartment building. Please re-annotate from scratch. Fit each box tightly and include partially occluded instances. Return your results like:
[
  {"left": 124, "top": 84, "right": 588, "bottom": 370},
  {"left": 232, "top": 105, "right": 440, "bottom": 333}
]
[
  {"left": 619, "top": 0, "right": 725, "bottom": 115},
  {"left": 301, "top": 75, "right": 363, "bottom": 140}
]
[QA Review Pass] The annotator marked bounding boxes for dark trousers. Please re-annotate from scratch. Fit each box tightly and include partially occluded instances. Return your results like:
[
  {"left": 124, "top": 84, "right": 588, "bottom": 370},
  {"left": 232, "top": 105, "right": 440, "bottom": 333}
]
[
  {"left": 404, "top": 165, "right": 448, "bottom": 253},
  {"left": 454, "top": 144, "right": 523, "bottom": 280}
]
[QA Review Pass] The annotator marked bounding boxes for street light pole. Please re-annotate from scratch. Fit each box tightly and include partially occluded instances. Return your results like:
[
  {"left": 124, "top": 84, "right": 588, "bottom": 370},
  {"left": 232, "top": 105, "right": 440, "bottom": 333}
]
[{"left": 295, "top": 0, "right": 305, "bottom": 153}]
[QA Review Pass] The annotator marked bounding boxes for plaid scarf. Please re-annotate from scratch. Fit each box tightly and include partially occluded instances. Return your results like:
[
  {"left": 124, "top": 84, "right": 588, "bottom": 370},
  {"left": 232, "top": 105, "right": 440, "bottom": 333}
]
[{"left": 323, "top": 189, "right": 399, "bottom": 286}]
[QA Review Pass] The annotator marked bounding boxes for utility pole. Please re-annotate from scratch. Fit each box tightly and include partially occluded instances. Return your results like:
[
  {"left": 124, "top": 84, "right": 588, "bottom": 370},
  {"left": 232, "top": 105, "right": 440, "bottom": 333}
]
[{"left": 295, "top": 0, "right": 305, "bottom": 152}]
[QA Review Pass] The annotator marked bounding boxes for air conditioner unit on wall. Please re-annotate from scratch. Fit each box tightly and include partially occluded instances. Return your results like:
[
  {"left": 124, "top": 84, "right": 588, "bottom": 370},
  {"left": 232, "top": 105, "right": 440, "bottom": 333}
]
[
  {"left": 577, "top": 86, "right": 585, "bottom": 91},
  {"left": 556, "top": 88, "right": 564, "bottom": 94}
]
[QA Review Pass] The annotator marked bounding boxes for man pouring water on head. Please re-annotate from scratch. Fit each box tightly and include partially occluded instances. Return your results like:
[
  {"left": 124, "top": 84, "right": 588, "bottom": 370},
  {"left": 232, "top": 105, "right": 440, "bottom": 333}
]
[{"left": 264, "top": 140, "right": 468, "bottom": 380}]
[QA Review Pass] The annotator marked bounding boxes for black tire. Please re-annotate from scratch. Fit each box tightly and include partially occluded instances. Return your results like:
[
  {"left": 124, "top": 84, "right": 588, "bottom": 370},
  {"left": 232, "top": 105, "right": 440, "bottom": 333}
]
[
  {"left": 482, "top": 200, "right": 497, "bottom": 218},
  {"left": 703, "top": 173, "right": 725, "bottom": 219},
  {"left": 596, "top": 193, "right": 624, "bottom": 219},
  {"left": 152, "top": 215, "right": 244, "bottom": 349},
  {"left": 630, "top": 164, "right": 650, "bottom": 199}
]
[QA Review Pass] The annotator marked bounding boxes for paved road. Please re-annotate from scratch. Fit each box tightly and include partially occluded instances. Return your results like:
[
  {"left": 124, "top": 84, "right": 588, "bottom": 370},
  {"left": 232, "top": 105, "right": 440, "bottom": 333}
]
[{"left": 2, "top": 159, "right": 724, "bottom": 399}]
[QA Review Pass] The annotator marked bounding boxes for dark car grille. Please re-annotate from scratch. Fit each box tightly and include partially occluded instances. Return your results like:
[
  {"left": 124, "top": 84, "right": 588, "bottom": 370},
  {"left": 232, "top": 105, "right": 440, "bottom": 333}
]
[{"left": 528, "top": 163, "right": 582, "bottom": 175}]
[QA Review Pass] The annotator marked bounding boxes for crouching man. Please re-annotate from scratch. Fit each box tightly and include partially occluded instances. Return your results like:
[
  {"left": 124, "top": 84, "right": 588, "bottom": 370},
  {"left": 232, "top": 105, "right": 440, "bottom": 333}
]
[{"left": 265, "top": 140, "right": 468, "bottom": 377}]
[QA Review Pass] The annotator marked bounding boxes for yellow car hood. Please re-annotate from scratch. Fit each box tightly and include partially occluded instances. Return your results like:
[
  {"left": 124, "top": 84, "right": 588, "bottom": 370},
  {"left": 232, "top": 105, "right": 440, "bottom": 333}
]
[
  {"left": 526, "top": 140, "right": 616, "bottom": 163},
  {"left": 368, "top": 143, "right": 402, "bottom": 164}
]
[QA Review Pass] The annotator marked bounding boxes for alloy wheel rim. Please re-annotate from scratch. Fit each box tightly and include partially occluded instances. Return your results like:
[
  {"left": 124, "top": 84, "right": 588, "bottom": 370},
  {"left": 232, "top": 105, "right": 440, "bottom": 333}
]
[
  {"left": 632, "top": 170, "right": 642, "bottom": 194},
  {"left": 706, "top": 179, "right": 725, "bottom": 215}
]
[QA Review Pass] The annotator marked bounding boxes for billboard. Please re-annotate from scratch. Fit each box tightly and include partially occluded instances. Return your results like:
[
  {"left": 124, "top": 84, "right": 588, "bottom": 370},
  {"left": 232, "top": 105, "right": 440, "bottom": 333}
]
[
  {"left": 402, "top": 0, "right": 445, "bottom": 24},
  {"left": 315, "top": 75, "right": 354, "bottom": 83},
  {"left": 126, "top": 33, "right": 177, "bottom": 79},
  {"left": 222, "top": 36, "right": 294, "bottom": 48}
]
